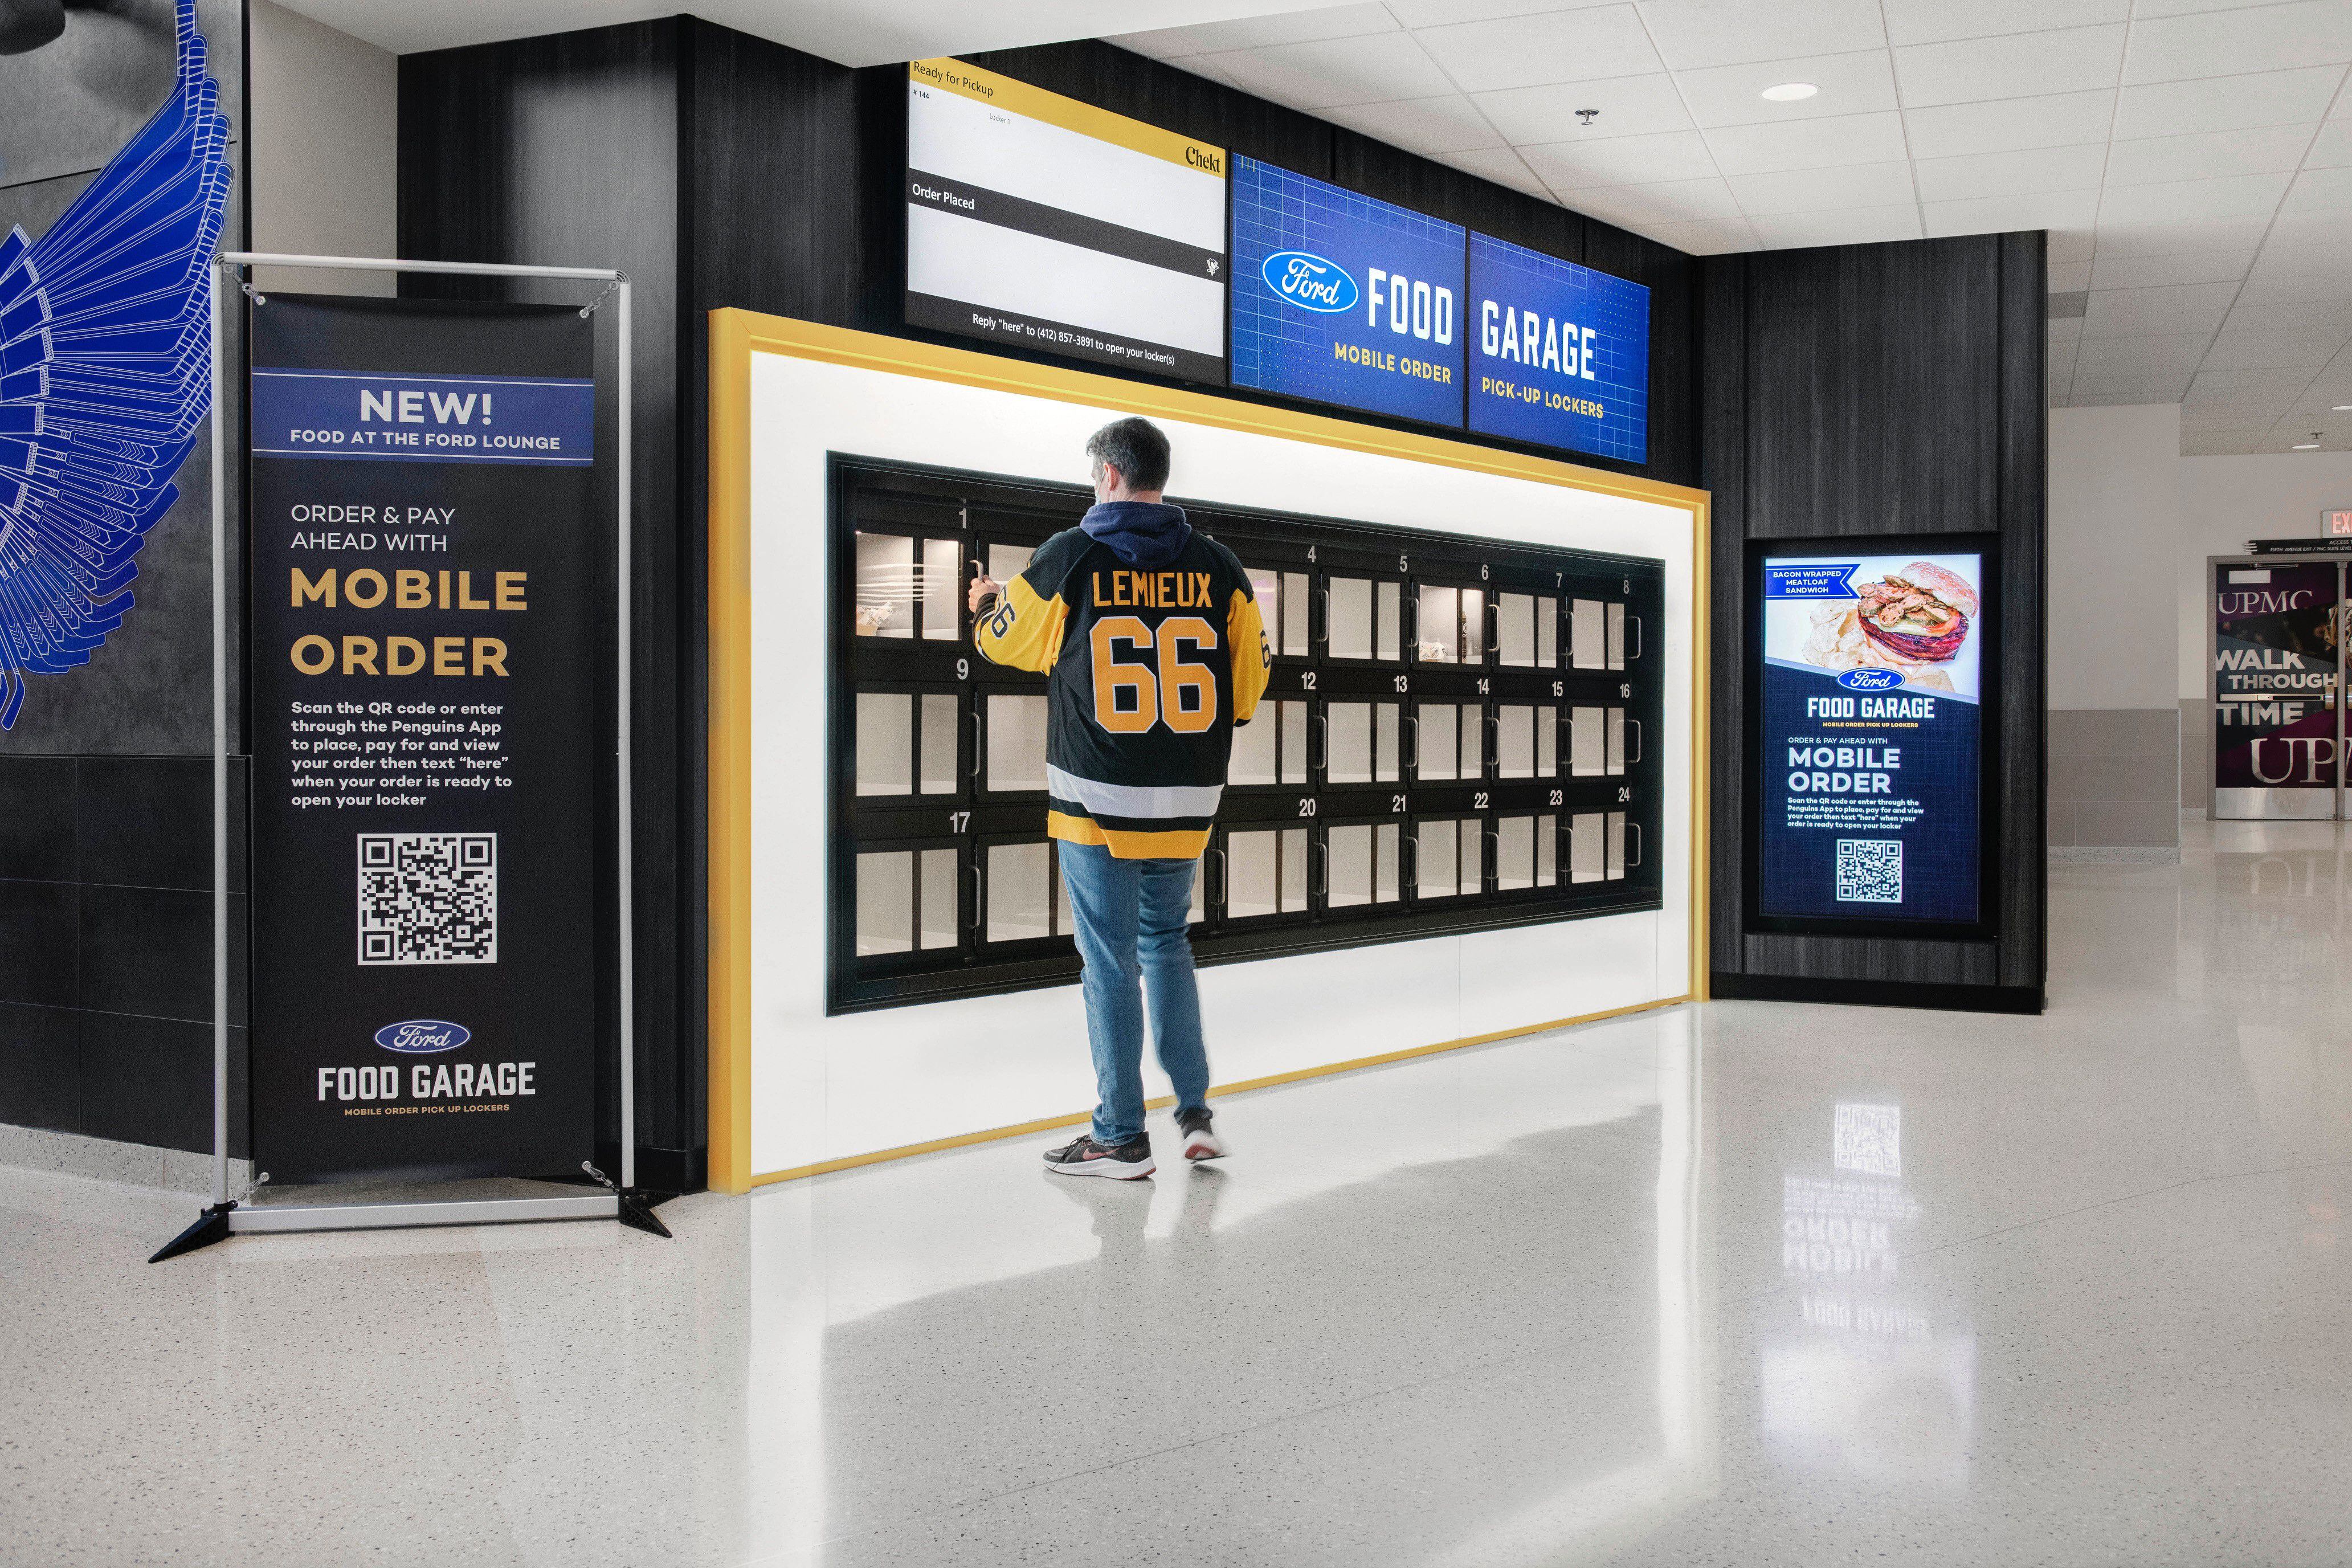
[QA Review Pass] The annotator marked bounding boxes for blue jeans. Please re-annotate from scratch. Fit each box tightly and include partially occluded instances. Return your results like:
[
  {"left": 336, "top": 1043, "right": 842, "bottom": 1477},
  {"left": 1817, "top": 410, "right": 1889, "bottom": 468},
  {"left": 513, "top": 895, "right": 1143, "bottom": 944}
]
[{"left": 1057, "top": 840, "right": 1208, "bottom": 1146}]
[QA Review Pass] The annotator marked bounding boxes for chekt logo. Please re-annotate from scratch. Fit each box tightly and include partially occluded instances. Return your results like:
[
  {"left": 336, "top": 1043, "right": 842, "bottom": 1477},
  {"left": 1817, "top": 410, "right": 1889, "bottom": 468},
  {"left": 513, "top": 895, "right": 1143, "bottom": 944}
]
[
  {"left": 1836, "top": 668, "right": 1902, "bottom": 691},
  {"left": 1263, "top": 250, "right": 1358, "bottom": 313},
  {"left": 374, "top": 1019, "right": 471, "bottom": 1054}
]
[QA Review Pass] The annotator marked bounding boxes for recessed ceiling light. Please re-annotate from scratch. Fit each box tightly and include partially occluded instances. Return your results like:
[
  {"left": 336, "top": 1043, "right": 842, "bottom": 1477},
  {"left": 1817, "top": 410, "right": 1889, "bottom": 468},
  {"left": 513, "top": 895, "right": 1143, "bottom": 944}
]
[
  {"left": 2296, "top": 442, "right": 2321, "bottom": 450},
  {"left": 1761, "top": 82, "right": 1819, "bottom": 101},
  {"left": 2333, "top": 404, "right": 2352, "bottom": 411}
]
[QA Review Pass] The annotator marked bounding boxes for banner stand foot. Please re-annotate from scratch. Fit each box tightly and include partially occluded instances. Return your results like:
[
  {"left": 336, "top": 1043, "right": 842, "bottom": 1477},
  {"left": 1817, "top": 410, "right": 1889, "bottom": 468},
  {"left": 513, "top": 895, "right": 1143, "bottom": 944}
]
[
  {"left": 616, "top": 1190, "right": 673, "bottom": 1239},
  {"left": 149, "top": 1202, "right": 237, "bottom": 1263}
]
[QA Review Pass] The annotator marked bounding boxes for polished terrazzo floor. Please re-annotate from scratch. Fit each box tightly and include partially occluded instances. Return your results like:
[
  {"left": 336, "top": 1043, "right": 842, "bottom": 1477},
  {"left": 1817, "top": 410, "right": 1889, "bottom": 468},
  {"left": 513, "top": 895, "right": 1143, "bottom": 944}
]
[{"left": 8, "top": 817, "right": 2352, "bottom": 1566}]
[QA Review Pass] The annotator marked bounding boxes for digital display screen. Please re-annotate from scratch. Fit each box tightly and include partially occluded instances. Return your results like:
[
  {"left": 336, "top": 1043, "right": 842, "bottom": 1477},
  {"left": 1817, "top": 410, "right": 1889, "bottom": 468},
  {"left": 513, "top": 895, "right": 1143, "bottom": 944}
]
[
  {"left": 1228, "top": 156, "right": 1464, "bottom": 427},
  {"left": 904, "top": 58, "right": 1227, "bottom": 383},
  {"left": 1466, "top": 232, "right": 1648, "bottom": 465},
  {"left": 1757, "top": 550, "right": 1986, "bottom": 925}
]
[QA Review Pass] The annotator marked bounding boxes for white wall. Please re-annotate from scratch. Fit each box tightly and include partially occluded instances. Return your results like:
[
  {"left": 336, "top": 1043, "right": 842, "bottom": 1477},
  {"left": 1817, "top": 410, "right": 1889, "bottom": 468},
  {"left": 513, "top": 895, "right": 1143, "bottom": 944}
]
[
  {"left": 2179, "top": 450, "right": 2352, "bottom": 699},
  {"left": 248, "top": 0, "right": 395, "bottom": 296},
  {"left": 2049, "top": 404, "right": 2179, "bottom": 710}
]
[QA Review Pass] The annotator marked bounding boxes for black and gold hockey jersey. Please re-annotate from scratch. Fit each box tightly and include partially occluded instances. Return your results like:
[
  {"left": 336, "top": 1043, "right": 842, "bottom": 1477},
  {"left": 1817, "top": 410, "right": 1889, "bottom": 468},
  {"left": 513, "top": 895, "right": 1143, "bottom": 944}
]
[{"left": 976, "top": 504, "right": 1271, "bottom": 859}]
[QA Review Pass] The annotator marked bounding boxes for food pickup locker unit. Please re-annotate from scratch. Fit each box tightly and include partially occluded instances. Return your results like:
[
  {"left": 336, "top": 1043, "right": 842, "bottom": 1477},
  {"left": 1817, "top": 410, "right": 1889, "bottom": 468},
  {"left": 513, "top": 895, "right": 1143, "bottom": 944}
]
[{"left": 830, "top": 459, "right": 1665, "bottom": 1012}]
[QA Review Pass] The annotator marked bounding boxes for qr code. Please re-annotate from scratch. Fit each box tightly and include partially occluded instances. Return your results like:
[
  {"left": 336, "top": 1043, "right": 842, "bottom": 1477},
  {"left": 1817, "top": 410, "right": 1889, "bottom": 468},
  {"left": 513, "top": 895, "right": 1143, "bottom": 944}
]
[
  {"left": 1833, "top": 1102, "right": 1902, "bottom": 1178},
  {"left": 1835, "top": 838, "right": 1902, "bottom": 904},
  {"left": 357, "top": 833, "right": 497, "bottom": 965}
]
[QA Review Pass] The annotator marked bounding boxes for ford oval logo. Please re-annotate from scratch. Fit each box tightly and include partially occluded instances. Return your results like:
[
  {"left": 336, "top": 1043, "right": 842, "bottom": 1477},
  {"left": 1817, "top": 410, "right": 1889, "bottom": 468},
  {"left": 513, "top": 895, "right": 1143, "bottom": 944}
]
[
  {"left": 375, "top": 1019, "right": 470, "bottom": 1055},
  {"left": 1836, "top": 668, "right": 1901, "bottom": 691},
  {"left": 1263, "top": 250, "right": 1358, "bottom": 313}
]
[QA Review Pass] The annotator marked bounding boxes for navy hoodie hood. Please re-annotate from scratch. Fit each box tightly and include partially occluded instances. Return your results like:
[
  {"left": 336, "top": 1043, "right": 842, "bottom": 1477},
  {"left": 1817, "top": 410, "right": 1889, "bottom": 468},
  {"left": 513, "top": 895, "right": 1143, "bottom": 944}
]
[{"left": 1080, "top": 501, "right": 1191, "bottom": 568}]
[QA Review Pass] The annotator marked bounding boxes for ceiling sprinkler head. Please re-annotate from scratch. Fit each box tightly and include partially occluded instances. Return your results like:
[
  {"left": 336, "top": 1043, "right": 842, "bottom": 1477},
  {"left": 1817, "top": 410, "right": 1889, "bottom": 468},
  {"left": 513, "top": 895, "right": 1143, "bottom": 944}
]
[{"left": 1576, "top": 108, "right": 1599, "bottom": 125}]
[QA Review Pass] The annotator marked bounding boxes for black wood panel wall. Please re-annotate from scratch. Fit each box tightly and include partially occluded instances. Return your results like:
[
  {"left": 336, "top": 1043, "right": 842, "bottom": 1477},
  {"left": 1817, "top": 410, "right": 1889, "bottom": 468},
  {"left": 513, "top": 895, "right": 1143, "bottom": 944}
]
[
  {"left": 397, "top": 17, "right": 1710, "bottom": 1190},
  {"left": 1702, "top": 233, "right": 2048, "bottom": 1012}
]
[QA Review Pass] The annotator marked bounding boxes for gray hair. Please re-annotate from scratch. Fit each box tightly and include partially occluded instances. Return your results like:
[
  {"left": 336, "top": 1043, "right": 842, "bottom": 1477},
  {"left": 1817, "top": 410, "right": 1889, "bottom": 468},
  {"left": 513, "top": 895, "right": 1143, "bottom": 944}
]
[{"left": 1084, "top": 417, "right": 1171, "bottom": 493}]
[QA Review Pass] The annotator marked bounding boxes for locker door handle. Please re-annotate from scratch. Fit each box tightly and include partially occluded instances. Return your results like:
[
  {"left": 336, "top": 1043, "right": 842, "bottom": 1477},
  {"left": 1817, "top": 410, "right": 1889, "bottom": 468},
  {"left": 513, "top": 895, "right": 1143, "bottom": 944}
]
[
  {"left": 1314, "top": 711, "right": 1328, "bottom": 775},
  {"left": 1316, "top": 585, "right": 1329, "bottom": 650},
  {"left": 1626, "top": 718, "right": 1642, "bottom": 765},
  {"left": 1627, "top": 615, "right": 1643, "bottom": 662},
  {"left": 964, "top": 707, "right": 982, "bottom": 779},
  {"left": 1404, "top": 712, "right": 1419, "bottom": 782},
  {"left": 1310, "top": 838, "right": 1327, "bottom": 899},
  {"left": 964, "top": 860, "right": 983, "bottom": 932},
  {"left": 1626, "top": 821, "right": 1643, "bottom": 868}
]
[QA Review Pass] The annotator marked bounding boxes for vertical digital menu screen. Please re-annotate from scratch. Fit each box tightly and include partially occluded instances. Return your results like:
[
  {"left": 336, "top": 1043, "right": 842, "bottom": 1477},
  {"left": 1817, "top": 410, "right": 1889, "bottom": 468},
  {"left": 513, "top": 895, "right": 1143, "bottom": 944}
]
[
  {"left": 1467, "top": 232, "right": 1648, "bottom": 465},
  {"left": 1228, "top": 156, "right": 1464, "bottom": 427},
  {"left": 1757, "top": 551, "right": 1987, "bottom": 925},
  {"left": 905, "top": 58, "right": 1227, "bottom": 383}
]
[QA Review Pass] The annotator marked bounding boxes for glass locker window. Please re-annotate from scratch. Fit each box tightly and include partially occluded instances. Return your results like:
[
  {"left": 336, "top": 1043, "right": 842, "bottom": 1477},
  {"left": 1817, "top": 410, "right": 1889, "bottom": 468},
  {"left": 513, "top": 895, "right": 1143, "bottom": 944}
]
[
  {"left": 1607, "top": 602, "right": 1629, "bottom": 669},
  {"left": 855, "top": 693, "right": 912, "bottom": 797},
  {"left": 1328, "top": 578, "right": 1406, "bottom": 662},
  {"left": 1326, "top": 823, "right": 1403, "bottom": 909},
  {"left": 990, "top": 542, "right": 1035, "bottom": 583},
  {"left": 987, "top": 841, "right": 1053, "bottom": 942},
  {"left": 1571, "top": 599, "right": 1605, "bottom": 669},
  {"left": 855, "top": 533, "right": 915, "bottom": 639},
  {"left": 1498, "top": 594, "right": 1536, "bottom": 667},
  {"left": 1327, "top": 701, "right": 1400, "bottom": 783},
  {"left": 1537, "top": 816, "right": 1557, "bottom": 888},
  {"left": 919, "top": 849, "right": 958, "bottom": 949},
  {"left": 1537, "top": 596, "right": 1558, "bottom": 667},
  {"left": 922, "top": 538, "right": 959, "bottom": 641},
  {"left": 1189, "top": 856, "right": 1206, "bottom": 925},
  {"left": 1250, "top": 567, "right": 1311, "bottom": 658},
  {"left": 1536, "top": 704, "right": 1557, "bottom": 776},
  {"left": 1415, "top": 818, "right": 1481, "bottom": 899},
  {"left": 1571, "top": 707, "right": 1605, "bottom": 777},
  {"left": 1418, "top": 585, "right": 1485, "bottom": 663},
  {"left": 856, "top": 851, "right": 914, "bottom": 954},
  {"left": 986, "top": 693, "right": 1050, "bottom": 792},
  {"left": 1227, "top": 827, "right": 1308, "bottom": 917},
  {"left": 1230, "top": 700, "right": 1309, "bottom": 786},
  {"left": 920, "top": 695, "right": 958, "bottom": 794},
  {"left": 1496, "top": 815, "right": 1536, "bottom": 891},
  {"left": 1607, "top": 708, "right": 1627, "bottom": 777},
  {"left": 1417, "top": 703, "right": 1458, "bottom": 781},
  {"left": 1497, "top": 705, "right": 1536, "bottom": 779},
  {"left": 1570, "top": 812, "right": 1607, "bottom": 883},
  {"left": 1608, "top": 811, "right": 1631, "bottom": 879}
]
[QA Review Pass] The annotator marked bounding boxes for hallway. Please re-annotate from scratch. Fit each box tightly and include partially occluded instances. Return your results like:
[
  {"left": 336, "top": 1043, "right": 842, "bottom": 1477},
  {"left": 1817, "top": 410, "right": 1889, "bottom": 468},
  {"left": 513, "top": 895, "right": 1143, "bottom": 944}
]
[{"left": 5, "top": 818, "right": 2351, "bottom": 1565}]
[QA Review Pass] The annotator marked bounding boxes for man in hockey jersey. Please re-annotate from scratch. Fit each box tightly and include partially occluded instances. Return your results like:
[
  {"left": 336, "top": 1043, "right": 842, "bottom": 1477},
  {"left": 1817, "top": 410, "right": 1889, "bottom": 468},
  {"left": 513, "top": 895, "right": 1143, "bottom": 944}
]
[{"left": 969, "top": 418, "right": 1271, "bottom": 1179}]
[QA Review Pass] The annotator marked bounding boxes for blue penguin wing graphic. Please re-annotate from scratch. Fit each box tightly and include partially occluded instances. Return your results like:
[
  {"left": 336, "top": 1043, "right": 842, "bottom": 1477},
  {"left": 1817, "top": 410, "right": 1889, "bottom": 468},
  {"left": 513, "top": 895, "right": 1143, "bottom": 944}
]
[{"left": 0, "top": 0, "right": 231, "bottom": 728}]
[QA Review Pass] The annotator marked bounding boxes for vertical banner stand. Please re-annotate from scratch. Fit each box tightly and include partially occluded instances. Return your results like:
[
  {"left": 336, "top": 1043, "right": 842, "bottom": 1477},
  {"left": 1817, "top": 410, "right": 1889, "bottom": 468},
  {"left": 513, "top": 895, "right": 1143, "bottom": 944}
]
[{"left": 152, "top": 253, "right": 662, "bottom": 1260}]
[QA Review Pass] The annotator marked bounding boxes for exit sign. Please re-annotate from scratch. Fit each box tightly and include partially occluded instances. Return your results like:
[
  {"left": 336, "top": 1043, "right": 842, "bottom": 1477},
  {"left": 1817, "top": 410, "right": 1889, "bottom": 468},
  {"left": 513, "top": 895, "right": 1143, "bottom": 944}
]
[{"left": 2327, "top": 509, "right": 2352, "bottom": 536}]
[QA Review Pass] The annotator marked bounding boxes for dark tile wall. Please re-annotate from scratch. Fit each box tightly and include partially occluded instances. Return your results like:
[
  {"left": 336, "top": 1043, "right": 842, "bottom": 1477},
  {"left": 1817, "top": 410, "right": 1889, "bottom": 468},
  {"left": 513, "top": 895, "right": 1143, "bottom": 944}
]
[{"left": 0, "top": 757, "right": 250, "bottom": 1154}]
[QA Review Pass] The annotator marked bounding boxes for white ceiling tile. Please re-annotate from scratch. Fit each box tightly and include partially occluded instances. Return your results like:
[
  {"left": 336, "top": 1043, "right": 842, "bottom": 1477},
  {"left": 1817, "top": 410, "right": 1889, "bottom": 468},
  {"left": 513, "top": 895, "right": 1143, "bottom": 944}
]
[
  {"left": 1385, "top": 0, "right": 1609, "bottom": 23},
  {"left": 1414, "top": 5, "right": 1661, "bottom": 94},
  {"left": 2305, "top": 120, "right": 2352, "bottom": 166},
  {"left": 2104, "top": 123, "right": 2315, "bottom": 184},
  {"left": 2278, "top": 164, "right": 2352, "bottom": 213},
  {"left": 2051, "top": 228, "right": 2099, "bottom": 262},
  {"left": 1430, "top": 146, "right": 1550, "bottom": 194},
  {"left": 1628, "top": 217, "right": 1762, "bottom": 254},
  {"left": 1914, "top": 143, "right": 2110, "bottom": 202},
  {"left": 2201, "top": 326, "right": 2349, "bottom": 368},
  {"left": 1471, "top": 75, "right": 1696, "bottom": 142},
  {"left": 1637, "top": 0, "right": 1887, "bottom": 70},
  {"left": 2247, "top": 241, "right": 2352, "bottom": 276},
  {"left": 2095, "top": 214, "right": 2275, "bottom": 254},
  {"left": 2142, "top": 1, "right": 2331, "bottom": 20},
  {"left": 1207, "top": 32, "right": 1453, "bottom": 109},
  {"left": 2096, "top": 170, "right": 2293, "bottom": 222},
  {"left": 1109, "top": 28, "right": 1198, "bottom": 60},
  {"left": 2052, "top": 260, "right": 2096, "bottom": 289},
  {"left": 1521, "top": 129, "right": 1721, "bottom": 189},
  {"left": 2069, "top": 371, "right": 2194, "bottom": 391},
  {"left": 2088, "top": 250, "right": 2255, "bottom": 285},
  {"left": 2193, "top": 366, "right": 2324, "bottom": 390},
  {"left": 2236, "top": 270, "right": 2352, "bottom": 303},
  {"left": 2075, "top": 332, "right": 2218, "bottom": 373},
  {"left": 2261, "top": 209, "right": 2352, "bottom": 246},
  {"left": 2182, "top": 389, "right": 2293, "bottom": 411},
  {"left": 2081, "top": 279, "right": 2241, "bottom": 335},
  {"left": 2052, "top": 315, "right": 2086, "bottom": 340},
  {"left": 1166, "top": 54, "right": 1244, "bottom": 88},
  {"left": 1563, "top": 176, "right": 1745, "bottom": 226},
  {"left": 2183, "top": 431, "right": 2267, "bottom": 452},
  {"left": 1702, "top": 112, "right": 1910, "bottom": 175},
  {"left": 1178, "top": 4, "right": 1397, "bottom": 51},
  {"left": 2113, "top": 66, "right": 2346, "bottom": 137},
  {"left": 1902, "top": 91, "right": 2118, "bottom": 159},
  {"left": 1675, "top": 51, "right": 1900, "bottom": 128},
  {"left": 1885, "top": 0, "right": 2129, "bottom": 44},
  {"left": 2051, "top": 335, "right": 2081, "bottom": 381},
  {"left": 1922, "top": 189, "right": 2102, "bottom": 236},
  {"left": 2073, "top": 389, "right": 2195, "bottom": 403},
  {"left": 1747, "top": 205, "right": 1927, "bottom": 247},
  {"left": 1318, "top": 94, "right": 1506, "bottom": 154},
  {"left": 2124, "top": 1, "right": 2352, "bottom": 84},
  {"left": 1729, "top": 160, "right": 1917, "bottom": 214},
  {"left": 2227, "top": 299, "right": 2352, "bottom": 332},
  {"left": 1894, "top": 25, "right": 2128, "bottom": 108}
]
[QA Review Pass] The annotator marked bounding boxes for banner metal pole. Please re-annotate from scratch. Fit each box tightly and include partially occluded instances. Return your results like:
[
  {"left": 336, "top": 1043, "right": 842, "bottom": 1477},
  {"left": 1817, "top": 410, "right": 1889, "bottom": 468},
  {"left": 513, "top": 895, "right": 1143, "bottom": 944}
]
[
  {"left": 616, "top": 276, "right": 636, "bottom": 1195},
  {"left": 210, "top": 257, "right": 229, "bottom": 1211}
]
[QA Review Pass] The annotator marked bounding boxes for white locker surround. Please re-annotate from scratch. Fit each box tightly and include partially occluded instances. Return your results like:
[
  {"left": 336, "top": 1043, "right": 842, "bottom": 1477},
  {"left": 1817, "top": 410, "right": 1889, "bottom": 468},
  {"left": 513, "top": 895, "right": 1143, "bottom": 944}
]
[{"left": 711, "top": 314, "right": 1705, "bottom": 1186}]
